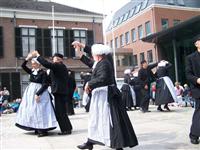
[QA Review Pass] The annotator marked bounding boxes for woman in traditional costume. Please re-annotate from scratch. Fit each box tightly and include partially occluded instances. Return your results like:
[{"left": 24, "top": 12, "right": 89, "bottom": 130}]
[{"left": 15, "top": 53, "right": 57, "bottom": 137}]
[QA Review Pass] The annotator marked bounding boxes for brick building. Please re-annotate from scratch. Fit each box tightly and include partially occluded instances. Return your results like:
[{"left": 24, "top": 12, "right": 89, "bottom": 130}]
[
  {"left": 0, "top": 0, "right": 103, "bottom": 99},
  {"left": 105, "top": 0, "right": 200, "bottom": 77}
]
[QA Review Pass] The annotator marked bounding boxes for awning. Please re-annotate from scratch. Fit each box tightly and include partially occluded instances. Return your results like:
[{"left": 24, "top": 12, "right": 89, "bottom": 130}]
[{"left": 142, "top": 15, "right": 200, "bottom": 43}]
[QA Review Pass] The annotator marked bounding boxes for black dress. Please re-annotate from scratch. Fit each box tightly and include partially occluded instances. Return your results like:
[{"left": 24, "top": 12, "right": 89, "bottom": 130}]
[
  {"left": 155, "top": 63, "right": 175, "bottom": 105},
  {"left": 15, "top": 60, "right": 57, "bottom": 132},
  {"left": 80, "top": 47, "right": 138, "bottom": 149},
  {"left": 121, "top": 74, "right": 135, "bottom": 109}
]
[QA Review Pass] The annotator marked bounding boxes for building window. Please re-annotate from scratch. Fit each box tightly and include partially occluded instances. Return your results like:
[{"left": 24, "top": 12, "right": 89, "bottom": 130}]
[
  {"left": 128, "top": 7, "right": 135, "bottom": 18},
  {"left": 51, "top": 29, "right": 64, "bottom": 55},
  {"left": 21, "top": 28, "right": 36, "bottom": 57},
  {"left": 145, "top": 21, "right": 151, "bottom": 36},
  {"left": 120, "top": 34, "right": 124, "bottom": 47},
  {"left": 0, "top": 27, "right": 3, "bottom": 57},
  {"left": 173, "top": 19, "right": 180, "bottom": 26},
  {"left": 116, "top": 54, "right": 133, "bottom": 66},
  {"left": 131, "top": 28, "right": 136, "bottom": 42},
  {"left": 110, "top": 40, "right": 113, "bottom": 48},
  {"left": 74, "top": 30, "right": 86, "bottom": 45},
  {"left": 125, "top": 31, "right": 130, "bottom": 44},
  {"left": 141, "top": 0, "right": 149, "bottom": 10},
  {"left": 115, "top": 37, "right": 118, "bottom": 48},
  {"left": 135, "top": 3, "right": 142, "bottom": 14},
  {"left": 177, "top": 0, "right": 185, "bottom": 6},
  {"left": 113, "top": 19, "right": 119, "bottom": 27},
  {"left": 167, "top": 0, "right": 174, "bottom": 4},
  {"left": 133, "top": 54, "right": 138, "bottom": 66},
  {"left": 161, "top": 19, "right": 169, "bottom": 30},
  {"left": 147, "top": 50, "right": 153, "bottom": 63},
  {"left": 117, "top": 15, "right": 124, "bottom": 25},
  {"left": 140, "top": 52, "right": 145, "bottom": 62},
  {"left": 123, "top": 10, "right": 130, "bottom": 22},
  {"left": 138, "top": 25, "right": 143, "bottom": 39}
]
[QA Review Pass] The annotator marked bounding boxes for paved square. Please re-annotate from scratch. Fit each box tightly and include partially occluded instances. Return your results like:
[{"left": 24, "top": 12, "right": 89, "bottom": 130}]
[{"left": 1, "top": 105, "right": 200, "bottom": 150}]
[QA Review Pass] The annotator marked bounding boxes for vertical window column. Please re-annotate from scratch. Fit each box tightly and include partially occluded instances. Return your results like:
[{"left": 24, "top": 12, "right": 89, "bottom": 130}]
[
  {"left": 51, "top": 29, "right": 64, "bottom": 55},
  {"left": 21, "top": 28, "right": 36, "bottom": 57}
]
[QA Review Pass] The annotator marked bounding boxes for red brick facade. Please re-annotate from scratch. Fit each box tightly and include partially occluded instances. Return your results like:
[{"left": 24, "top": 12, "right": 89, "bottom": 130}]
[{"left": 105, "top": 5, "right": 200, "bottom": 77}]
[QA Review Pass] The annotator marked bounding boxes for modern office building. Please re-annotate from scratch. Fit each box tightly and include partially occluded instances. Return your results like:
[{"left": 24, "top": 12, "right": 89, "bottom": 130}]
[{"left": 105, "top": 0, "right": 200, "bottom": 78}]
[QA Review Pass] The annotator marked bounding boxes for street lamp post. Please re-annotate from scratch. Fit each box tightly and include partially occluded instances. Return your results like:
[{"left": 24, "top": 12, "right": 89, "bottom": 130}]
[
  {"left": 111, "top": 20, "right": 117, "bottom": 78},
  {"left": 52, "top": 5, "right": 56, "bottom": 54}
]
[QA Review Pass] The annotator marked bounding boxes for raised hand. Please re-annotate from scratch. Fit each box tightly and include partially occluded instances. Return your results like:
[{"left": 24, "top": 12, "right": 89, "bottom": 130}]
[
  {"left": 31, "top": 50, "right": 40, "bottom": 57},
  {"left": 25, "top": 52, "right": 33, "bottom": 61}
]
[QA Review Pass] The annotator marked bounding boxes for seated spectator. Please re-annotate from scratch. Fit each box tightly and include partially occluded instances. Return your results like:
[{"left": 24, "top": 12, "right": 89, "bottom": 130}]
[
  {"left": 73, "top": 87, "right": 81, "bottom": 108},
  {"left": 2, "top": 98, "right": 21, "bottom": 114},
  {"left": 174, "top": 82, "right": 184, "bottom": 106},
  {"left": 0, "top": 91, "right": 4, "bottom": 116},
  {"left": 3, "top": 87, "right": 10, "bottom": 102},
  {"left": 182, "top": 84, "right": 194, "bottom": 107}
]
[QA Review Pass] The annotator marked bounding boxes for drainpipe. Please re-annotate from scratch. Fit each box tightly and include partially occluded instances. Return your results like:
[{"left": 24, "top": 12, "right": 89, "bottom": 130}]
[
  {"left": 172, "top": 39, "right": 178, "bottom": 82},
  {"left": 13, "top": 11, "right": 18, "bottom": 72},
  {"left": 92, "top": 17, "right": 95, "bottom": 42}
]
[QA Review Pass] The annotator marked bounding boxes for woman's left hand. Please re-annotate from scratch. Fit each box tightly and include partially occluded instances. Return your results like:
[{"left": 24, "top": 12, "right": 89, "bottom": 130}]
[
  {"left": 84, "top": 83, "right": 91, "bottom": 94},
  {"left": 35, "top": 95, "right": 40, "bottom": 103}
]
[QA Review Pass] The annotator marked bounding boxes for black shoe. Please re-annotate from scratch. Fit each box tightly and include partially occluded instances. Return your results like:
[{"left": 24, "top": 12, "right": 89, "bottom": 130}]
[
  {"left": 190, "top": 138, "right": 199, "bottom": 144},
  {"left": 116, "top": 148, "right": 123, "bottom": 150},
  {"left": 128, "top": 108, "right": 133, "bottom": 111},
  {"left": 38, "top": 132, "right": 48, "bottom": 137},
  {"left": 34, "top": 130, "right": 38, "bottom": 135},
  {"left": 77, "top": 143, "right": 93, "bottom": 150},
  {"left": 164, "top": 105, "right": 170, "bottom": 111},
  {"left": 58, "top": 130, "right": 72, "bottom": 135},
  {"left": 157, "top": 107, "right": 164, "bottom": 112},
  {"left": 144, "top": 110, "right": 151, "bottom": 113}
]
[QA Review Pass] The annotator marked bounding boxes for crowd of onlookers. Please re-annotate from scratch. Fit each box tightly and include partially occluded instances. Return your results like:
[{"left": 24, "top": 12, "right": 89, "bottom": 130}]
[
  {"left": 0, "top": 87, "right": 21, "bottom": 116},
  {"left": 0, "top": 80, "right": 195, "bottom": 117},
  {"left": 150, "top": 81, "right": 194, "bottom": 107}
]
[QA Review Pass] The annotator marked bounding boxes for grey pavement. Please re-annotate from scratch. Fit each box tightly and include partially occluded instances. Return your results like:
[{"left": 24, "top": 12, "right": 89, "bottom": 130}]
[{"left": 1, "top": 105, "right": 200, "bottom": 150}]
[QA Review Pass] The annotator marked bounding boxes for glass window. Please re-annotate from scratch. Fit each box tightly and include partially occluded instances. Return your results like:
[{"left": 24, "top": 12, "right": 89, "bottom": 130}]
[
  {"left": 125, "top": 32, "right": 130, "bottom": 44},
  {"left": 177, "top": 0, "right": 185, "bottom": 6},
  {"left": 173, "top": 19, "right": 180, "bottom": 26},
  {"left": 140, "top": 52, "right": 145, "bottom": 62},
  {"left": 113, "top": 18, "right": 119, "bottom": 27},
  {"left": 118, "top": 54, "right": 134, "bottom": 66},
  {"left": 73, "top": 29, "right": 86, "bottom": 51},
  {"left": 147, "top": 50, "right": 153, "bottom": 63},
  {"left": 115, "top": 37, "right": 118, "bottom": 48},
  {"left": 21, "top": 28, "right": 36, "bottom": 57},
  {"left": 128, "top": 7, "right": 135, "bottom": 18},
  {"left": 123, "top": 11, "right": 130, "bottom": 22},
  {"left": 167, "top": 0, "right": 174, "bottom": 4},
  {"left": 120, "top": 34, "right": 124, "bottom": 47},
  {"left": 110, "top": 40, "right": 113, "bottom": 48},
  {"left": 161, "top": 19, "right": 169, "bottom": 30},
  {"left": 51, "top": 29, "right": 64, "bottom": 55},
  {"left": 131, "top": 28, "right": 136, "bottom": 42},
  {"left": 133, "top": 54, "right": 138, "bottom": 66},
  {"left": 117, "top": 15, "right": 124, "bottom": 25},
  {"left": 145, "top": 21, "right": 151, "bottom": 36},
  {"left": 134, "top": 3, "right": 142, "bottom": 14},
  {"left": 138, "top": 25, "right": 143, "bottom": 39},
  {"left": 141, "top": 0, "right": 149, "bottom": 10}
]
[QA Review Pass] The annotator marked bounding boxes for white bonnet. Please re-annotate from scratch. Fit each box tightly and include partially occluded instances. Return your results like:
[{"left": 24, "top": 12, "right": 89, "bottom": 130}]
[
  {"left": 124, "top": 69, "right": 131, "bottom": 74},
  {"left": 158, "top": 60, "right": 168, "bottom": 67},
  {"left": 91, "top": 44, "right": 111, "bottom": 56}
]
